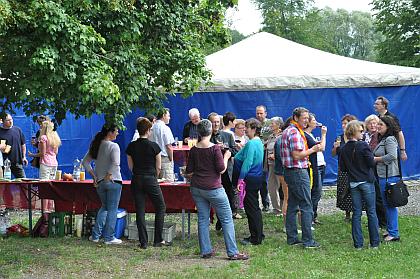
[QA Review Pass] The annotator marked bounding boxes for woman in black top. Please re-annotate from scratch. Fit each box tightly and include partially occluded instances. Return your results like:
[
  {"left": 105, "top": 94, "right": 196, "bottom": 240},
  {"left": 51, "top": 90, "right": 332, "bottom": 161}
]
[
  {"left": 339, "top": 120, "right": 379, "bottom": 249},
  {"left": 126, "top": 117, "right": 169, "bottom": 249}
]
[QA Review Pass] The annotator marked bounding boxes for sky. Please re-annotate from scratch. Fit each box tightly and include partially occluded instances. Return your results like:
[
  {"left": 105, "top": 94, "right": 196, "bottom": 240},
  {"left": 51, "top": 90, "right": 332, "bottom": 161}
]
[{"left": 225, "top": 0, "right": 374, "bottom": 36}]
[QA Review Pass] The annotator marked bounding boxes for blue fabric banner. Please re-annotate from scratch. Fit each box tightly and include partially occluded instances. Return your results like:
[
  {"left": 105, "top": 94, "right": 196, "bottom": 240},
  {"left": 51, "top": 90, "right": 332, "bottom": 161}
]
[{"left": 6, "top": 85, "right": 419, "bottom": 184}]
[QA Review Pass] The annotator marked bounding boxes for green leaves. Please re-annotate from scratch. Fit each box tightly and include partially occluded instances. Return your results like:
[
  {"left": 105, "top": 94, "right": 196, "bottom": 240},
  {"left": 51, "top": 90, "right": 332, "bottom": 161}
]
[
  {"left": 255, "top": 1, "right": 382, "bottom": 62},
  {"left": 372, "top": 0, "right": 420, "bottom": 67},
  {"left": 0, "top": 0, "right": 232, "bottom": 127}
]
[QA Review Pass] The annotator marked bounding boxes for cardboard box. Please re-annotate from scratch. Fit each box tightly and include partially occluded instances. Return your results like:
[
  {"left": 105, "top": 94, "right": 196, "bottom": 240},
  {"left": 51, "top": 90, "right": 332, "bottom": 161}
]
[{"left": 128, "top": 221, "right": 176, "bottom": 243}]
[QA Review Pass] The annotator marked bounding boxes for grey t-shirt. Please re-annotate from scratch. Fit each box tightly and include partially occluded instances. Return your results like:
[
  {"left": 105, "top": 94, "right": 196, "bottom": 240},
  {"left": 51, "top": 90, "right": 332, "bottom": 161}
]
[{"left": 82, "top": 140, "right": 122, "bottom": 182}]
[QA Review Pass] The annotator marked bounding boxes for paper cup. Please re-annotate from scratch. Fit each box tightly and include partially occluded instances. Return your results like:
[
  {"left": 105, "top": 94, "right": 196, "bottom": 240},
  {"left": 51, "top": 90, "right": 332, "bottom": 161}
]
[
  {"left": 0, "top": 140, "right": 6, "bottom": 145},
  {"left": 4, "top": 145, "right": 11, "bottom": 153},
  {"left": 187, "top": 139, "right": 193, "bottom": 148},
  {"left": 178, "top": 141, "right": 183, "bottom": 148}
]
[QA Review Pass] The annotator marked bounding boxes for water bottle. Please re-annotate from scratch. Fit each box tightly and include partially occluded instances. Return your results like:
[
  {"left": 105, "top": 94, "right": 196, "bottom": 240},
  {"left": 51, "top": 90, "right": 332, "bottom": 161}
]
[
  {"left": 4, "top": 158, "right": 11, "bottom": 180},
  {"left": 72, "top": 158, "right": 81, "bottom": 181},
  {"left": 0, "top": 211, "right": 10, "bottom": 236}
]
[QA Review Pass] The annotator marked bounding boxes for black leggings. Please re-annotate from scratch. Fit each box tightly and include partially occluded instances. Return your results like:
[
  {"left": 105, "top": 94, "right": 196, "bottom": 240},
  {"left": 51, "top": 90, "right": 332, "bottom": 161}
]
[{"left": 131, "top": 175, "right": 166, "bottom": 245}]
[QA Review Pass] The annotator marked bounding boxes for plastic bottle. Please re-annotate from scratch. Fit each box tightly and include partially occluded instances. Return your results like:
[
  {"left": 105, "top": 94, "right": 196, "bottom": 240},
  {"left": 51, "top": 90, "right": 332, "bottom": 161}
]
[
  {"left": 0, "top": 211, "right": 11, "bottom": 236},
  {"left": 72, "top": 158, "right": 81, "bottom": 181},
  {"left": 4, "top": 158, "right": 12, "bottom": 180}
]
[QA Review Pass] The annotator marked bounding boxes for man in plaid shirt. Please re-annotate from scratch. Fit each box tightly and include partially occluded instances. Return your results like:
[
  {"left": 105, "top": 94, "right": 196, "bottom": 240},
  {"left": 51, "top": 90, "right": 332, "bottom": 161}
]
[{"left": 280, "top": 107, "right": 322, "bottom": 249}]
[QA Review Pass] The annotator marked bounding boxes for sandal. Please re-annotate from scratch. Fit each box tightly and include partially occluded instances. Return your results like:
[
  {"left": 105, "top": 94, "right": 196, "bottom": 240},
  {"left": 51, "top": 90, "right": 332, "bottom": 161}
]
[
  {"left": 233, "top": 213, "right": 243, "bottom": 219},
  {"left": 384, "top": 236, "right": 400, "bottom": 242},
  {"left": 153, "top": 241, "right": 172, "bottom": 247},
  {"left": 202, "top": 249, "right": 216, "bottom": 259},
  {"left": 228, "top": 253, "right": 249, "bottom": 261}
]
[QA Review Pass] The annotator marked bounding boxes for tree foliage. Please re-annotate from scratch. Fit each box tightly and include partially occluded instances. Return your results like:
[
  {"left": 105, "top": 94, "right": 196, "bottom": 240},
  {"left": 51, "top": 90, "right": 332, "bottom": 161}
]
[
  {"left": 202, "top": 28, "right": 247, "bottom": 55},
  {"left": 304, "top": 8, "right": 382, "bottom": 61},
  {"left": 372, "top": 0, "right": 420, "bottom": 67},
  {"left": 254, "top": 0, "right": 314, "bottom": 42},
  {"left": 0, "top": 0, "right": 235, "bottom": 126},
  {"left": 254, "top": 0, "right": 382, "bottom": 61}
]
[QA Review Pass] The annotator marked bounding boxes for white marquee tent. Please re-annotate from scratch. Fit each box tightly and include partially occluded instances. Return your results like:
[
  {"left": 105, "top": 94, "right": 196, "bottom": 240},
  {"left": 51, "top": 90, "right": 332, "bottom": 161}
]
[{"left": 204, "top": 32, "right": 420, "bottom": 91}]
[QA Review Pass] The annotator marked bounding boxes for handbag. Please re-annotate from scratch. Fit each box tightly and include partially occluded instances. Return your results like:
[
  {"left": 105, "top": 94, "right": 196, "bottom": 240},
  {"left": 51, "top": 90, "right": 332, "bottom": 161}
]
[
  {"left": 31, "top": 156, "right": 40, "bottom": 168},
  {"left": 384, "top": 146, "right": 409, "bottom": 207}
]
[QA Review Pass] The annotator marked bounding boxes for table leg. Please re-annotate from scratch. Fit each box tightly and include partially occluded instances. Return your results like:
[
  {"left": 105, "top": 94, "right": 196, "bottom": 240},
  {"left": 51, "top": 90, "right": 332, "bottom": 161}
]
[
  {"left": 181, "top": 209, "right": 185, "bottom": 240},
  {"left": 187, "top": 211, "right": 191, "bottom": 239},
  {"left": 28, "top": 184, "right": 33, "bottom": 236}
]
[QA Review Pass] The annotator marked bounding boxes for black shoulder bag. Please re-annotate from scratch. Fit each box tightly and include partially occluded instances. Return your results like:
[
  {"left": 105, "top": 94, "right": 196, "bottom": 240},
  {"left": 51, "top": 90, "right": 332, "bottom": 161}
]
[{"left": 384, "top": 144, "right": 409, "bottom": 207}]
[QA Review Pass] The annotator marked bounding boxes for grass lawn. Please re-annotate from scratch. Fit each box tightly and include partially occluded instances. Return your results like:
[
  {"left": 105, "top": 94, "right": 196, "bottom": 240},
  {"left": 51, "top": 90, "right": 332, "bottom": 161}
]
[{"left": 1, "top": 212, "right": 419, "bottom": 279}]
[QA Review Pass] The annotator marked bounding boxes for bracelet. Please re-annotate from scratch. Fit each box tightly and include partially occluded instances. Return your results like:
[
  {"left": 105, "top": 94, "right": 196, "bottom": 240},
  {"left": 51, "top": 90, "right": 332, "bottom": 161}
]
[{"left": 400, "top": 149, "right": 406, "bottom": 151}]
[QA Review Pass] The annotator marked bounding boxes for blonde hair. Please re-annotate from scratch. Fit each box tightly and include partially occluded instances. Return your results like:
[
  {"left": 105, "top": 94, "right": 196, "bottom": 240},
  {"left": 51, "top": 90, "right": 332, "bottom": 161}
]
[
  {"left": 234, "top": 119, "right": 245, "bottom": 128},
  {"left": 345, "top": 120, "right": 363, "bottom": 139},
  {"left": 364, "top": 114, "right": 379, "bottom": 125},
  {"left": 40, "top": 121, "right": 61, "bottom": 149}
]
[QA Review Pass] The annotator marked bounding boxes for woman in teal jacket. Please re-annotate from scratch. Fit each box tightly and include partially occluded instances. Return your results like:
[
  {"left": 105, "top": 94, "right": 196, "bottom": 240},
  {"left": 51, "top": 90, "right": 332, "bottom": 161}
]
[{"left": 232, "top": 118, "right": 265, "bottom": 245}]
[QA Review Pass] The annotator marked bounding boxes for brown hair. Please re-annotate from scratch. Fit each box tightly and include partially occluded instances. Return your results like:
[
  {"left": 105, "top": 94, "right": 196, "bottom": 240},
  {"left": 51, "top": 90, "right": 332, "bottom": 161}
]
[
  {"left": 245, "top": 118, "right": 262, "bottom": 136},
  {"left": 341, "top": 114, "right": 357, "bottom": 123},
  {"left": 345, "top": 120, "right": 363, "bottom": 139},
  {"left": 376, "top": 96, "right": 389, "bottom": 109},
  {"left": 136, "top": 117, "right": 153, "bottom": 136}
]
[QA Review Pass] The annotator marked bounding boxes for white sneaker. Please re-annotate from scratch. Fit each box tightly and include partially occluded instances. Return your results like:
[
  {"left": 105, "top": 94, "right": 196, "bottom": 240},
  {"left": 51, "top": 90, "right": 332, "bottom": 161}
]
[
  {"left": 311, "top": 226, "right": 315, "bottom": 231},
  {"left": 105, "top": 238, "right": 122, "bottom": 245},
  {"left": 89, "top": 236, "right": 99, "bottom": 243}
]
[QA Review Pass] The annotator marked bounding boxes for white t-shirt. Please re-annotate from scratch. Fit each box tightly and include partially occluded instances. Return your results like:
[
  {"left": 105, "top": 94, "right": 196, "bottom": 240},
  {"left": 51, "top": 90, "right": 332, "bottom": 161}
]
[{"left": 151, "top": 120, "right": 174, "bottom": 157}]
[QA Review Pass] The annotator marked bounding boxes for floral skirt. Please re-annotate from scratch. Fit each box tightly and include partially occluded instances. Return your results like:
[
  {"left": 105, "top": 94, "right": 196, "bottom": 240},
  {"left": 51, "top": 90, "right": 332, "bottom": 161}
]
[{"left": 336, "top": 169, "right": 353, "bottom": 212}]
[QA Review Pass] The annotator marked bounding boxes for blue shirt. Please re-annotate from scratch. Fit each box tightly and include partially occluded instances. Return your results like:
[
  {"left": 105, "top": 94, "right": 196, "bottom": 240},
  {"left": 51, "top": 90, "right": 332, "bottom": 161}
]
[{"left": 234, "top": 138, "right": 264, "bottom": 181}]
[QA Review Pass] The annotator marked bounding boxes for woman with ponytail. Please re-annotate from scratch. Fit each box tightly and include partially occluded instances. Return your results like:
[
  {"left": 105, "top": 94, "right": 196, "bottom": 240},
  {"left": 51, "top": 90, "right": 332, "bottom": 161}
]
[{"left": 82, "top": 124, "right": 123, "bottom": 245}]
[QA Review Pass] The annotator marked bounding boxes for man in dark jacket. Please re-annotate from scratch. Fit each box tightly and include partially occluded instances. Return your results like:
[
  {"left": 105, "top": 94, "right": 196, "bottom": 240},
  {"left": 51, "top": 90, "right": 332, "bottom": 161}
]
[{"left": 182, "top": 108, "right": 201, "bottom": 143}]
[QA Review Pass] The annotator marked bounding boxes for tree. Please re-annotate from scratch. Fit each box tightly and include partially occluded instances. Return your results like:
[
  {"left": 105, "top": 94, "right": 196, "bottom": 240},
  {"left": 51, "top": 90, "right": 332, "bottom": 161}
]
[
  {"left": 255, "top": 1, "right": 381, "bottom": 62},
  {"left": 254, "top": 0, "right": 314, "bottom": 42},
  {"left": 0, "top": 0, "right": 236, "bottom": 126},
  {"left": 372, "top": 0, "right": 420, "bottom": 67},
  {"left": 202, "top": 28, "right": 246, "bottom": 55},
  {"left": 304, "top": 8, "right": 382, "bottom": 61}
]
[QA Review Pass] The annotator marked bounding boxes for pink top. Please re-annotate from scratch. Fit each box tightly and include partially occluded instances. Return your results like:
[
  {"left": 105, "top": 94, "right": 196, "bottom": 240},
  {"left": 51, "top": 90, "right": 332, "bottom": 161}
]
[{"left": 40, "top": 135, "right": 58, "bottom": 166}]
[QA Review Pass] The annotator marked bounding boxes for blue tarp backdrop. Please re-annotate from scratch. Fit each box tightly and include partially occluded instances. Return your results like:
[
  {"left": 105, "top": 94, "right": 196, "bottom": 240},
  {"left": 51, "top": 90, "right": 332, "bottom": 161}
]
[{"left": 8, "top": 85, "right": 419, "bottom": 183}]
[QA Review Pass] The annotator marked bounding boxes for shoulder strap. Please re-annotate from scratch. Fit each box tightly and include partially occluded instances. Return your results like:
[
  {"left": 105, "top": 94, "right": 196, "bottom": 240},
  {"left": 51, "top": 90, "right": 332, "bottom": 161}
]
[
  {"left": 397, "top": 148, "right": 403, "bottom": 179},
  {"left": 384, "top": 139, "right": 388, "bottom": 181},
  {"left": 384, "top": 137, "right": 403, "bottom": 180},
  {"left": 351, "top": 141, "right": 357, "bottom": 163}
]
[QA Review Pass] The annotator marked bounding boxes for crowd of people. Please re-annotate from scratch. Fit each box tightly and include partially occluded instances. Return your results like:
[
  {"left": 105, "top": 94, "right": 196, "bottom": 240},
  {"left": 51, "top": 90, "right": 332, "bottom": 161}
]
[{"left": 0, "top": 95, "right": 406, "bottom": 257}]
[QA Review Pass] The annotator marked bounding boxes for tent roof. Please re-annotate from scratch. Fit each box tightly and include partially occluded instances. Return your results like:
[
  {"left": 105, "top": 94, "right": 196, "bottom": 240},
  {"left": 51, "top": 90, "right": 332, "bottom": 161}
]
[{"left": 204, "top": 32, "right": 420, "bottom": 91}]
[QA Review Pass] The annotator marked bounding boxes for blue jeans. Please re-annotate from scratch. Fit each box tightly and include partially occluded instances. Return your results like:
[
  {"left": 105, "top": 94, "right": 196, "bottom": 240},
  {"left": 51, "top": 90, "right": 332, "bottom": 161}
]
[
  {"left": 191, "top": 187, "right": 239, "bottom": 257},
  {"left": 379, "top": 177, "right": 400, "bottom": 237},
  {"left": 284, "top": 168, "right": 315, "bottom": 246},
  {"left": 92, "top": 180, "right": 122, "bottom": 242},
  {"left": 350, "top": 182, "right": 380, "bottom": 248}
]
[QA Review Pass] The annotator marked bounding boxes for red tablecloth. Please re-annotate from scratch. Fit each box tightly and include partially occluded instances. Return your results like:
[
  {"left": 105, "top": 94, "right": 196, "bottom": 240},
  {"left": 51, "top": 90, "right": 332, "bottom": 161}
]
[
  {"left": 38, "top": 180, "right": 196, "bottom": 214},
  {"left": 173, "top": 145, "right": 190, "bottom": 166},
  {"left": 0, "top": 181, "right": 49, "bottom": 210}
]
